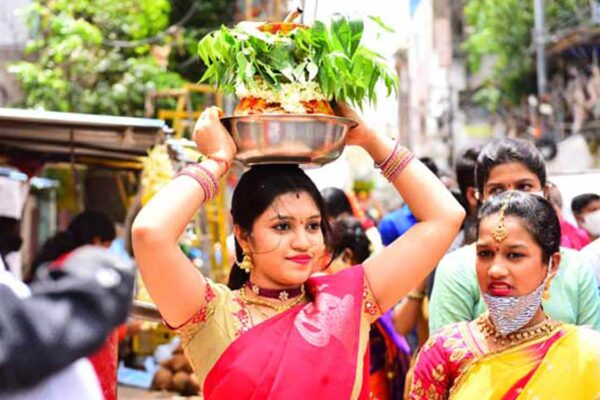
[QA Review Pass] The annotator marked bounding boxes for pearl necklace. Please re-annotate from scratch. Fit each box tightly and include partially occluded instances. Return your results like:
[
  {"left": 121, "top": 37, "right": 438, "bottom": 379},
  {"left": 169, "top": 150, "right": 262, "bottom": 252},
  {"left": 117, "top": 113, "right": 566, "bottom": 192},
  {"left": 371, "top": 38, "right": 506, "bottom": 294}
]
[
  {"left": 239, "top": 284, "right": 306, "bottom": 313},
  {"left": 476, "top": 314, "right": 560, "bottom": 347}
]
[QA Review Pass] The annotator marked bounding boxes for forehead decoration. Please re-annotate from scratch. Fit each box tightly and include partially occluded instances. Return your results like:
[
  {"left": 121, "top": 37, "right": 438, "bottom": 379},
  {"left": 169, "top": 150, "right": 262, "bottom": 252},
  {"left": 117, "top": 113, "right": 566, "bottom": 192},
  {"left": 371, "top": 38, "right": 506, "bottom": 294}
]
[{"left": 491, "top": 192, "right": 513, "bottom": 243}]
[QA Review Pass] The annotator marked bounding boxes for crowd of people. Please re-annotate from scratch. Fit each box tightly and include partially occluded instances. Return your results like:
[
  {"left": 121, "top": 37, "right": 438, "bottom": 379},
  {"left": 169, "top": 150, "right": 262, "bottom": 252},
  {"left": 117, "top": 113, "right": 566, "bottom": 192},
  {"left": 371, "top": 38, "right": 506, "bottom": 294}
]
[{"left": 1, "top": 102, "right": 600, "bottom": 399}]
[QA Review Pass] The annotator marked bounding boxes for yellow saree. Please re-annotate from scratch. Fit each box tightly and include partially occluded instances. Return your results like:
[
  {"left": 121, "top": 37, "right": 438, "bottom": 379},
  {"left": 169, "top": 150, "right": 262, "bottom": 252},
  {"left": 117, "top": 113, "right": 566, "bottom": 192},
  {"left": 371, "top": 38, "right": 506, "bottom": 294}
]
[{"left": 450, "top": 324, "right": 600, "bottom": 399}]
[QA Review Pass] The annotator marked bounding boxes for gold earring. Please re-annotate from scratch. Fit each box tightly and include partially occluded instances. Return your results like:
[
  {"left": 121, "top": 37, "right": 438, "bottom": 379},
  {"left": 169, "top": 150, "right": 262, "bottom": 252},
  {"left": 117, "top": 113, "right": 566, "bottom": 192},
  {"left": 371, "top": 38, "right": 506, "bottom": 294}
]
[
  {"left": 542, "top": 280, "right": 551, "bottom": 301},
  {"left": 238, "top": 252, "right": 253, "bottom": 273}
]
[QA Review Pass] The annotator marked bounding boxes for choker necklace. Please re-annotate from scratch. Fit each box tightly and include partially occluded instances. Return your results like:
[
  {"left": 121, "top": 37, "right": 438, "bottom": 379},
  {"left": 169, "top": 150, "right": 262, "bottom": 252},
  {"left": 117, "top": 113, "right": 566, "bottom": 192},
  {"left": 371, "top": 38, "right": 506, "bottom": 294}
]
[
  {"left": 246, "top": 281, "right": 303, "bottom": 301},
  {"left": 476, "top": 314, "right": 560, "bottom": 347},
  {"left": 239, "top": 284, "right": 306, "bottom": 312}
]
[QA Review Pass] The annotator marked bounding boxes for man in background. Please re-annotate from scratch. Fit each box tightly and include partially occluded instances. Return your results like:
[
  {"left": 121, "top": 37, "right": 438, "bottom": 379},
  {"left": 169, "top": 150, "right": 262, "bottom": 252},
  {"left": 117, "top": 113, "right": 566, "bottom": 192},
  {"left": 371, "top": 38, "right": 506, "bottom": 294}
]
[
  {"left": 0, "top": 246, "right": 134, "bottom": 397},
  {"left": 572, "top": 193, "right": 600, "bottom": 241}
]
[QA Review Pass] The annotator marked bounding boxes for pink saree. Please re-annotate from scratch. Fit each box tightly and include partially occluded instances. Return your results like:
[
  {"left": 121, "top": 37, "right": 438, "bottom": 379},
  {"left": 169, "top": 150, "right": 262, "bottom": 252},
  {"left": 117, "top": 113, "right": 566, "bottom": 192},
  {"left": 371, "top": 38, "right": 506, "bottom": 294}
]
[{"left": 204, "top": 265, "right": 372, "bottom": 399}]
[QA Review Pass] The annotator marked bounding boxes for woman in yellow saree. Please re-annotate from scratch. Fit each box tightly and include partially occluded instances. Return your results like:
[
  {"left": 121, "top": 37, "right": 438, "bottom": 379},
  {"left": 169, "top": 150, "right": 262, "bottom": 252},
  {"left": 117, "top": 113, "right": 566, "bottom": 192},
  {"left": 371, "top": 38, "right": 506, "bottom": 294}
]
[{"left": 408, "top": 191, "right": 600, "bottom": 399}]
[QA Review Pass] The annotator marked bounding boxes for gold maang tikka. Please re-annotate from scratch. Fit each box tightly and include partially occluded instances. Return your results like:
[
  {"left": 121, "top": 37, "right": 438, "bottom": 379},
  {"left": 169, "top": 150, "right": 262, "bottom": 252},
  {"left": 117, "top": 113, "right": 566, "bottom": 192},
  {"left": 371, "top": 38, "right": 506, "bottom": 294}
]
[{"left": 491, "top": 192, "right": 513, "bottom": 242}]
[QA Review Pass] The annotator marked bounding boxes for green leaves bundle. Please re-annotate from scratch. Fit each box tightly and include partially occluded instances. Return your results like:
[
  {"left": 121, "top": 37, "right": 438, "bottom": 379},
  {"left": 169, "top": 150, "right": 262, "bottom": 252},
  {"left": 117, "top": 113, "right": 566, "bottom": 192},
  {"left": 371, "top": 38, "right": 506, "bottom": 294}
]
[{"left": 197, "top": 14, "right": 398, "bottom": 109}]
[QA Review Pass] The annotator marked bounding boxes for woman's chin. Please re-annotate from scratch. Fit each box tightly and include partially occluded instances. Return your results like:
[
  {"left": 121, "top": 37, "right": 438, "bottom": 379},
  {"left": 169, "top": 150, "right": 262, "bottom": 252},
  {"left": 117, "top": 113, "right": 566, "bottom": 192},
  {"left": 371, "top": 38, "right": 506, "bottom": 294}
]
[{"left": 279, "top": 269, "right": 311, "bottom": 287}]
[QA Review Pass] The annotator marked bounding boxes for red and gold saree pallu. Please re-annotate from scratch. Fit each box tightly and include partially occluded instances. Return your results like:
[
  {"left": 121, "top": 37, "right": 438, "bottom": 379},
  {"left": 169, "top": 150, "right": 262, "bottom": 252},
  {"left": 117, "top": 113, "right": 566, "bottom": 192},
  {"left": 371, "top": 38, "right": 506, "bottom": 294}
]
[
  {"left": 450, "top": 325, "right": 600, "bottom": 400},
  {"left": 204, "top": 265, "right": 372, "bottom": 399}
]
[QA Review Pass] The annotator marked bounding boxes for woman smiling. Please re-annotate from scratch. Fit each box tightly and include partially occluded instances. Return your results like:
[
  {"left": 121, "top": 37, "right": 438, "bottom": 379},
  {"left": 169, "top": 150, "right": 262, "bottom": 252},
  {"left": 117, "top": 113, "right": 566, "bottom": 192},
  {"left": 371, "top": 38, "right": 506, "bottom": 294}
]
[{"left": 132, "top": 104, "right": 464, "bottom": 399}]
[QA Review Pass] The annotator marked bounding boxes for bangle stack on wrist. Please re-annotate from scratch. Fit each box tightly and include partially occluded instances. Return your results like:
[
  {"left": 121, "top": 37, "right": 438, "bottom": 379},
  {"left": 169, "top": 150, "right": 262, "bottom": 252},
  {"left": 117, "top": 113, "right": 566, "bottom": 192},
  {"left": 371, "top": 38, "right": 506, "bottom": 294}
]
[
  {"left": 175, "top": 161, "right": 220, "bottom": 201},
  {"left": 375, "top": 141, "right": 414, "bottom": 182}
]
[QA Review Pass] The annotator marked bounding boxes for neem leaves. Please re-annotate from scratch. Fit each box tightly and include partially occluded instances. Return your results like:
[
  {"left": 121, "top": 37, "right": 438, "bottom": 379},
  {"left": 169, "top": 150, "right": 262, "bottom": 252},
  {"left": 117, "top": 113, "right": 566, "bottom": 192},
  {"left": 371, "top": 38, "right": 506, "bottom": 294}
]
[{"left": 197, "top": 14, "right": 398, "bottom": 108}]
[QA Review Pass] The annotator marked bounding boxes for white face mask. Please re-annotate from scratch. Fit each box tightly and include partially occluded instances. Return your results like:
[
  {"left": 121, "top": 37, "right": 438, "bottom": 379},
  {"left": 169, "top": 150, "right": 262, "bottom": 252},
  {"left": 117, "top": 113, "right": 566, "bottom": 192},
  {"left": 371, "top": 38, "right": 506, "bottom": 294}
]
[
  {"left": 583, "top": 209, "right": 600, "bottom": 237},
  {"left": 530, "top": 190, "right": 545, "bottom": 198},
  {"left": 481, "top": 259, "right": 552, "bottom": 336}
]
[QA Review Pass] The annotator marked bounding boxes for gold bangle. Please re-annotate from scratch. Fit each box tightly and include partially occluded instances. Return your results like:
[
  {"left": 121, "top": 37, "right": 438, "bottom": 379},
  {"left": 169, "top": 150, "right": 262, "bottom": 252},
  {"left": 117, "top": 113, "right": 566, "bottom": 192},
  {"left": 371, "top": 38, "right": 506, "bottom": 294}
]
[{"left": 407, "top": 291, "right": 426, "bottom": 301}]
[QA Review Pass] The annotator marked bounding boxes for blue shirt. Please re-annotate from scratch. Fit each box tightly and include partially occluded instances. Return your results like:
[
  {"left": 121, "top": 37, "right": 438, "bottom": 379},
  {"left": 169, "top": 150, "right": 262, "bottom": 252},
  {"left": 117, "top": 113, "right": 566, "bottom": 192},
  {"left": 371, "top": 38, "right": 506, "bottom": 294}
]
[{"left": 378, "top": 204, "right": 417, "bottom": 246}]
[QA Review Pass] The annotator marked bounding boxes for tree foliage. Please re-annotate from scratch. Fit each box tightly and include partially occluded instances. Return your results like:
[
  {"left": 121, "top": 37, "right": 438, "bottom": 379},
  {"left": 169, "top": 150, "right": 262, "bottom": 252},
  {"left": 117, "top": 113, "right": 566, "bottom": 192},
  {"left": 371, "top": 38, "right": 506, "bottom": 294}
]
[
  {"left": 9, "top": 0, "right": 187, "bottom": 116},
  {"left": 463, "top": 0, "right": 591, "bottom": 111},
  {"left": 168, "top": 0, "right": 235, "bottom": 82}
]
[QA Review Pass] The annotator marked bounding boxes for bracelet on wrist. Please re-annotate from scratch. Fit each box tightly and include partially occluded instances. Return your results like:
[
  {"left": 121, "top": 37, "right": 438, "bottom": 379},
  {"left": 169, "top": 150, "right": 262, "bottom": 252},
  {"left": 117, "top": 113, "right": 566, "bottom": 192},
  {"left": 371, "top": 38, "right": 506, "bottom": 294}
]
[
  {"left": 175, "top": 163, "right": 220, "bottom": 202},
  {"left": 374, "top": 140, "right": 399, "bottom": 169},
  {"left": 206, "top": 155, "right": 231, "bottom": 172}
]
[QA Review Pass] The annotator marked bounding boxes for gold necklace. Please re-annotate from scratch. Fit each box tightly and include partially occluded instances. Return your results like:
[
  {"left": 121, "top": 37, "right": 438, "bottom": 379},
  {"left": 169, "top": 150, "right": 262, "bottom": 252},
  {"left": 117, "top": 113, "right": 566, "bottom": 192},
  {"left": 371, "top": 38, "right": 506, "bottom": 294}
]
[
  {"left": 239, "top": 284, "right": 306, "bottom": 313},
  {"left": 476, "top": 313, "right": 560, "bottom": 347}
]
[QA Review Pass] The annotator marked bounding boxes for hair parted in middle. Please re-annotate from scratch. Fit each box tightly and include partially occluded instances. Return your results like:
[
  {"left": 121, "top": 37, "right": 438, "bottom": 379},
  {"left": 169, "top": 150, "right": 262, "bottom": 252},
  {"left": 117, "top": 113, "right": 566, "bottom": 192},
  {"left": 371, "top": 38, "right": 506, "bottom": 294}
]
[
  {"left": 227, "top": 164, "right": 332, "bottom": 289},
  {"left": 475, "top": 138, "right": 546, "bottom": 195},
  {"left": 477, "top": 191, "right": 560, "bottom": 263}
]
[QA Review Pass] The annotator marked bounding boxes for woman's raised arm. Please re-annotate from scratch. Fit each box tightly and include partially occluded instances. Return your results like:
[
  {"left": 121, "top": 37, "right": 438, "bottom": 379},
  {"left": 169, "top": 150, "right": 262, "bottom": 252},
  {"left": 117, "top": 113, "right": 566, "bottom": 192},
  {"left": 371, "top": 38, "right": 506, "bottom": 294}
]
[
  {"left": 339, "top": 104, "right": 465, "bottom": 311},
  {"left": 132, "top": 107, "right": 236, "bottom": 327}
]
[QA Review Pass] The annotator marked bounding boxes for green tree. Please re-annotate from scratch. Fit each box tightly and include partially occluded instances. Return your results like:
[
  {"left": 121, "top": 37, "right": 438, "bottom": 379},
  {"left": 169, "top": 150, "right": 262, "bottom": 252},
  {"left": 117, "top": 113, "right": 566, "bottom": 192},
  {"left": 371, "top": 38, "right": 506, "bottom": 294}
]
[
  {"left": 9, "top": 0, "right": 185, "bottom": 116},
  {"left": 464, "top": 0, "right": 591, "bottom": 111},
  {"left": 167, "top": 0, "right": 235, "bottom": 82}
]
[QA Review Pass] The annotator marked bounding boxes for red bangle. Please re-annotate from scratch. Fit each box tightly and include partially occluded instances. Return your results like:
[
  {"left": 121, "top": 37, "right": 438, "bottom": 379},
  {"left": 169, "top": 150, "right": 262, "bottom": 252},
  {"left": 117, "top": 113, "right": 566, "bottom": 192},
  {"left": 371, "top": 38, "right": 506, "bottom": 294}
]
[
  {"left": 375, "top": 140, "right": 400, "bottom": 170},
  {"left": 207, "top": 155, "right": 231, "bottom": 171},
  {"left": 176, "top": 170, "right": 212, "bottom": 198},
  {"left": 191, "top": 163, "right": 219, "bottom": 196}
]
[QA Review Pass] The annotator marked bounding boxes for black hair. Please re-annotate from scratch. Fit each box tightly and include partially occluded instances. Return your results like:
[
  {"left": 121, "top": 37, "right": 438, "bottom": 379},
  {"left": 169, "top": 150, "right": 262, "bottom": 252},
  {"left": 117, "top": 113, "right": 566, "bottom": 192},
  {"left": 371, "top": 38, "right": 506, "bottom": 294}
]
[
  {"left": 330, "top": 215, "right": 371, "bottom": 264},
  {"left": 455, "top": 145, "right": 482, "bottom": 200},
  {"left": 227, "top": 165, "right": 332, "bottom": 290},
  {"left": 451, "top": 190, "right": 469, "bottom": 221},
  {"left": 571, "top": 193, "right": 600, "bottom": 215},
  {"left": 475, "top": 138, "right": 546, "bottom": 195},
  {"left": 30, "top": 210, "right": 115, "bottom": 280},
  {"left": 419, "top": 156, "right": 439, "bottom": 177},
  {"left": 321, "top": 187, "right": 352, "bottom": 219},
  {"left": 477, "top": 191, "right": 560, "bottom": 263}
]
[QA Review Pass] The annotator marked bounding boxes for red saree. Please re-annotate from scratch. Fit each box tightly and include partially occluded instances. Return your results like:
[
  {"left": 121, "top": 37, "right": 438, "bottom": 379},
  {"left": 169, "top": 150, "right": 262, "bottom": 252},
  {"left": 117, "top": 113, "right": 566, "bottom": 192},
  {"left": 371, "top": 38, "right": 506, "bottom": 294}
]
[{"left": 204, "top": 265, "right": 374, "bottom": 399}]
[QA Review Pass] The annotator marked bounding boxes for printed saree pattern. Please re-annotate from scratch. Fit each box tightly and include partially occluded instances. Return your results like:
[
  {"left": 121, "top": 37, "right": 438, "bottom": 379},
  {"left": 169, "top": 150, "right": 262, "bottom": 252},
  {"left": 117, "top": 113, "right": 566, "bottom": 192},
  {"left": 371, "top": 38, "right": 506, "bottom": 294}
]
[
  {"left": 409, "top": 322, "right": 600, "bottom": 400},
  {"left": 201, "top": 265, "right": 379, "bottom": 399}
]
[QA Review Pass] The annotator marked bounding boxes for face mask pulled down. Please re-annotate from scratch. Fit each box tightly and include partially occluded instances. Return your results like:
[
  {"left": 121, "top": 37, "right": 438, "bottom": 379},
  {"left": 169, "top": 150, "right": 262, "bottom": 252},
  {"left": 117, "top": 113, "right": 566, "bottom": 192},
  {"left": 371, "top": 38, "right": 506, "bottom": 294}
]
[{"left": 481, "top": 259, "right": 552, "bottom": 336}]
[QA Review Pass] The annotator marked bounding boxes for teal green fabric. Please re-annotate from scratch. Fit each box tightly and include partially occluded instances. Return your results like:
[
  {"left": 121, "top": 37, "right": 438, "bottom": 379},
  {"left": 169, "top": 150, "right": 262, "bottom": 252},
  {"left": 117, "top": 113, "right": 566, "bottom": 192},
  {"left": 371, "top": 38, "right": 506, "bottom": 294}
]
[{"left": 429, "top": 244, "right": 600, "bottom": 332}]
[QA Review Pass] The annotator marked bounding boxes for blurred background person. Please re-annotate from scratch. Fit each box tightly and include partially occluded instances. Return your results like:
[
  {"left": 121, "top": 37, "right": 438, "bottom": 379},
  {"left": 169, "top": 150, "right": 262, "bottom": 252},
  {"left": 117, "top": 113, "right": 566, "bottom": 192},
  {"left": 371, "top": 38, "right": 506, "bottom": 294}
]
[
  {"left": 327, "top": 215, "right": 411, "bottom": 400},
  {"left": 454, "top": 145, "right": 482, "bottom": 246},
  {"left": 321, "top": 186, "right": 383, "bottom": 254},
  {"left": 377, "top": 157, "right": 439, "bottom": 247},
  {"left": 0, "top": 246, "right": 134, "bottom": 399},
  {"left": 0, "top": 216, "right": 22, "bottom": 273},
  {"left": 571, "top": 193, "right": 600, "bottom": 241},
  {"left": 29, "top": 210, "right": 119, "bottom": 400},
  {"left": 29, "top": 210, "right": 116, "bottom": 282},
  {"left": 581, "top": 236, "right": 600, "bottom": 292},
  {"left": 547, "top": 182, "right": 591, "bottom": 250}
]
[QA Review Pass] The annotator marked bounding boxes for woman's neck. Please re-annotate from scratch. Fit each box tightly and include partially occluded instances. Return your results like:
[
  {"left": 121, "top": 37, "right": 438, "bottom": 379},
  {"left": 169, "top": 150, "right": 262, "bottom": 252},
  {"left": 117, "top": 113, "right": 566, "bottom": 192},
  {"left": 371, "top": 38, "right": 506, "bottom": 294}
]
[
  {"left": 521, "top": 307, "right": 547, "bottom": 329},
  {"left": 472, "top": 307, "right": 552, "bottom": 353}
]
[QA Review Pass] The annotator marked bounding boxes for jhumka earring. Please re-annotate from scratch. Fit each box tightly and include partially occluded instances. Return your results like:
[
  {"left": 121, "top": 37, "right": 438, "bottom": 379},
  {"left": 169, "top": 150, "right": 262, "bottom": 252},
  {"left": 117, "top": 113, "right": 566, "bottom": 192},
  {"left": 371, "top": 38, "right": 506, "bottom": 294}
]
[
  {"left": 491, "top": 192, "right": 513, "bottom": 243},
  {"left": 542, "top": 280, "right": 551, "bottom": 301},
  {"left": 237, "top": 252, "right": 253, "bottom": 273}
]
